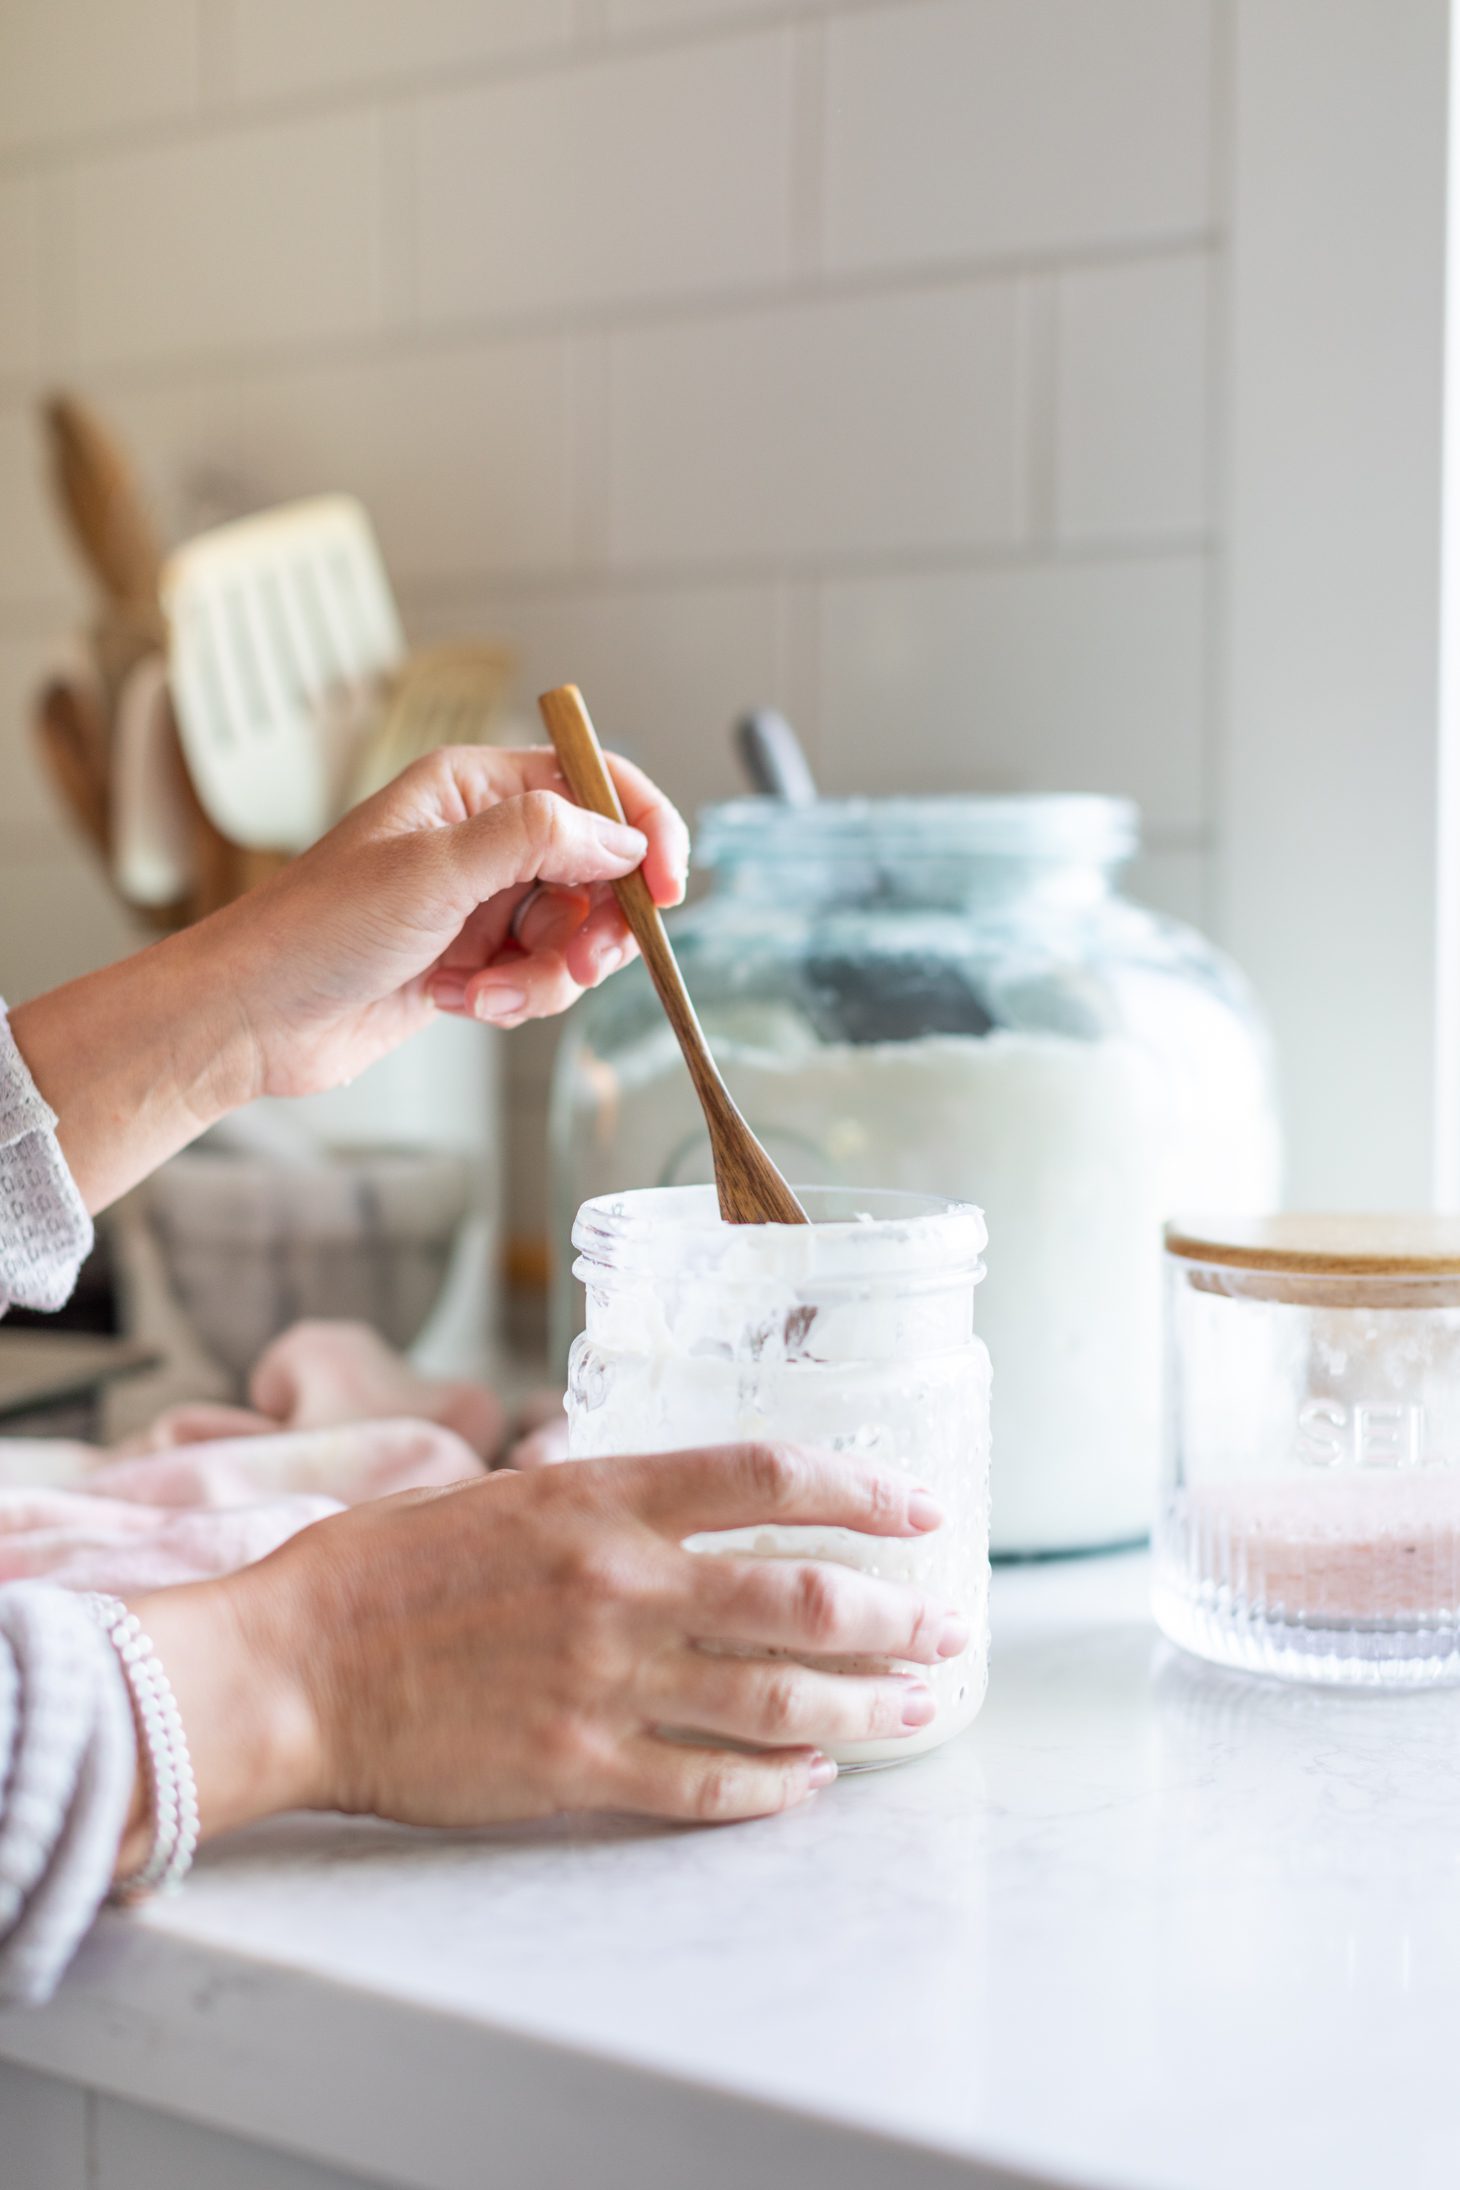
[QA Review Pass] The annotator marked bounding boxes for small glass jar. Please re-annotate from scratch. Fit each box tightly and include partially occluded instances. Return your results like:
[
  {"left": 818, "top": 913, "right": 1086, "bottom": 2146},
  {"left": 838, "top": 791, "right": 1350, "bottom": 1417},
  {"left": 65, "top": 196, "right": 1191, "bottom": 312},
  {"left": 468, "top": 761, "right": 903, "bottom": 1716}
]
[
  {"left": 567, "top": 1185, "right": 990, "bottom": 1766},
  {"left": 1154, "top": 1216, "right": 1460, "bottom": 1686},
  {"left": 551, "top": 795, "right": 1281, "bottom": 1556}
]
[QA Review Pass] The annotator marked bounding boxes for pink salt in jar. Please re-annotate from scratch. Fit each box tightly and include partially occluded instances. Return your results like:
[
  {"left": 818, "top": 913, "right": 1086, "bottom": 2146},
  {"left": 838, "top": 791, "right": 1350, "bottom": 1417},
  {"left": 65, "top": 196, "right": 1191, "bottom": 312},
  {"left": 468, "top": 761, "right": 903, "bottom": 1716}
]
[{"left": 1154, "top": 1215, "right": 1460, "bottom": 1687}]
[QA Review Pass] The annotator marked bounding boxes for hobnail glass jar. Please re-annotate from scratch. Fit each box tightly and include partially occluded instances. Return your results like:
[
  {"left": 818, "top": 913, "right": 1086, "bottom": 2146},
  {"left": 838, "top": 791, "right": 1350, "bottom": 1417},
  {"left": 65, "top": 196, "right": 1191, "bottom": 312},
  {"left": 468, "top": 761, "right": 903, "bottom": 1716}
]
[
  {"left": 551, "top": 796, "right": 1281, "bottom": 1556},
  {"left": 1155, "top": 1215, "right": 1460, "bottom": 1687},
  {"left": 567, "top": 1184, "right": 990, "bottom": 1767}
]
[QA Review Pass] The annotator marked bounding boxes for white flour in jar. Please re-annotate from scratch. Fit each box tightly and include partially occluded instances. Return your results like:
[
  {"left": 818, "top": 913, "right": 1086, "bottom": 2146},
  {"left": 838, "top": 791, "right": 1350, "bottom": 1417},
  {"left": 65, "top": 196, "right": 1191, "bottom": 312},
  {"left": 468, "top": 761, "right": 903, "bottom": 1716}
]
[
  {"left": 567, "top": 1189, "right": 990, "bottom": 1766},
  {"left": 577, "top": 1017, "right": 1279, "bottom": 1554}
]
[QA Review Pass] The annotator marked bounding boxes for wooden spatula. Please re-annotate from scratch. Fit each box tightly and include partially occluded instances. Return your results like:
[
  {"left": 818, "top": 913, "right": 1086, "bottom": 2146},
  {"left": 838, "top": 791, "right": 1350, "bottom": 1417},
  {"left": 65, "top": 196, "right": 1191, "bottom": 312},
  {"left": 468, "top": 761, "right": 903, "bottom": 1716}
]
[{"left": 539, "top": 684, "right": 807, "bottom": 1227}]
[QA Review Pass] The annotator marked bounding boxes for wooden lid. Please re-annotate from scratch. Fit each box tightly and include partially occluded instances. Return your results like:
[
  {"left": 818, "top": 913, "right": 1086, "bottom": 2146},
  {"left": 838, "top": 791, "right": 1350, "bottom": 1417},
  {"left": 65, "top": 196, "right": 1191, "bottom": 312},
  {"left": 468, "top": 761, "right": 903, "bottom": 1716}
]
[{"left": 1164, "top": 1213, "right": 1460, "bottom": 1278}]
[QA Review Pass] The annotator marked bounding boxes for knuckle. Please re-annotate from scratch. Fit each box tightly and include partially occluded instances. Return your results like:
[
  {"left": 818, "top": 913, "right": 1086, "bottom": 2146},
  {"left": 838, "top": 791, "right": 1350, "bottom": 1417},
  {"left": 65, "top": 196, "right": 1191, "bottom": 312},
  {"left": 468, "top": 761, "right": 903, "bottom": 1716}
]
[
  {"left": 520, "top": 786, "right": 566, "bottom": 851},
  {"left": 743, "top": 1440, "right": 800, "bottom": 1511},
  {"left": 863, "top": 1471, "right": 901, "bottom": 1528},
  {"left": 692, "top": 1761, "right": 747, "bottom": 1823},
  {"left": 905, "top": 1598, "right": 941, "bottom": 1660},
  {"left": 559, "top": 1538, "right": 632, "bottom": 1608},
  {"left": 757, "top": 1671, "right": 805, "bottom": 1740},
  {"left": 792, "top": 1563, "right": 843, "bottom": 1646},
  {"left": 539, "top": 1713, "right": 600, "bottom": 1789}
]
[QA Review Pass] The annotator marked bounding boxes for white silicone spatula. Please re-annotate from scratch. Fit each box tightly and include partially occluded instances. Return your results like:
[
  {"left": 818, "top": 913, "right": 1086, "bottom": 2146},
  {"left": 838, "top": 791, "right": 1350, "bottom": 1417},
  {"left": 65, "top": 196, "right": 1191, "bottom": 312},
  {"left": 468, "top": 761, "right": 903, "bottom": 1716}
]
[{"left": 162, "top": 496, "right": 405, "bottom": 852}]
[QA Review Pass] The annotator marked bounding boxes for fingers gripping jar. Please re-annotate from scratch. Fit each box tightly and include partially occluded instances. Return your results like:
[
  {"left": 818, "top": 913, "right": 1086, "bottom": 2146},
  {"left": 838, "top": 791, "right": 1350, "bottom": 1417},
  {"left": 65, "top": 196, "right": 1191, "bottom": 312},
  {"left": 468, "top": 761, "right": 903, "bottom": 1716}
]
[{"left": 567, "top": 1186, "right": 991, "bottom": 1766}]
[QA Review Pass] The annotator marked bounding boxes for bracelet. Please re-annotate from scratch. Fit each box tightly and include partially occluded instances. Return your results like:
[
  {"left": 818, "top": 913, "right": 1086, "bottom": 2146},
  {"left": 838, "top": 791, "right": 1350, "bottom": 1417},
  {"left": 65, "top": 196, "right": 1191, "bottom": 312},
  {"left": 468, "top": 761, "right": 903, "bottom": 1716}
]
[{"left": 83, "top": 1593, "right": 200, "bottom": 1901}]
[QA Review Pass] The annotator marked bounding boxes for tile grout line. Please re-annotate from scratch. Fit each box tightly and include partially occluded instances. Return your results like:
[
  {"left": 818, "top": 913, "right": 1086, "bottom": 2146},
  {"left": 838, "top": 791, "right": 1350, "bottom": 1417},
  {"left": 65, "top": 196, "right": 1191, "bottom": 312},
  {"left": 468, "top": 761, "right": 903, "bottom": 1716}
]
[
  {"left": 0, "top": 0, "right": 955, "bottom": 179},
  {"left": 0, "top": 231, "right": 1220, "bottom": 402},
  {"left": 0, "top": 533, "right": 1217, "bottom": 642}
]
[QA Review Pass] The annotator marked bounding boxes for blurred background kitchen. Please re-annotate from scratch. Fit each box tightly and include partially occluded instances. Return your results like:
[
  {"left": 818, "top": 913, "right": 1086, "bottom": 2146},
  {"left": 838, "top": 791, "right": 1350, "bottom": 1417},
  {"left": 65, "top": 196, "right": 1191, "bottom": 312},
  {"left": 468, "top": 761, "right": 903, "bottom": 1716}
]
[{"left": 0, "top": 0, "right": 1454, "bottom": 1433}]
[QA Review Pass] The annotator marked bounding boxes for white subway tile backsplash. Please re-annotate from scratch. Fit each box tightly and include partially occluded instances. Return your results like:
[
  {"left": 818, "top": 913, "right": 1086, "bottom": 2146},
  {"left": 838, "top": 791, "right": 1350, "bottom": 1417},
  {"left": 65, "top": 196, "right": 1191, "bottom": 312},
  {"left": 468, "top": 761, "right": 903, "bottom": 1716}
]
[
  {"left": 1056, "top": 255, "right": 1210, "bottom": 541},
  {"left": 416, "top": 32, "right": 794, "bottom": 326},
  {"left": 229, "top": 0, "right": 572, "bottom": 102},
  {"left": 606, "top": 284, "right": 1020, "bottom": 566},
  {"left": 823, "top": 0, "right": 1212, "bottom": 274},
  {"left": 0, "top": 0, "right": 199, "bottom": 156},
  {"left": 816, "top": 555, "right": 1207, "bottom": 830},
  {"left": 407, "top": 577, "right": 783, "bottom": 817},
  {"left": 106, "top": 338, "right": 576, "bottom": 586},
  {"left": 72, "top": 113, "right": 383, "bottom": 370},
  {"left": 0, "top": 178, "right": 42, "bottom": 381},
  {"left": 608, "top": 0, "right": 808, "bottom": 25}
]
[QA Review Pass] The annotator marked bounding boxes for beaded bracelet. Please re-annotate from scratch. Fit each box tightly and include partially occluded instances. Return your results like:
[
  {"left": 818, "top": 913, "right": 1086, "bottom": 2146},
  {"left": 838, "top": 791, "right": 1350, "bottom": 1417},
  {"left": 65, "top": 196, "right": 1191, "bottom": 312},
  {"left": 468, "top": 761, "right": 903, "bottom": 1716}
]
[{"left": 84, "top": 1593, "right": 200, "bottom": 1901}]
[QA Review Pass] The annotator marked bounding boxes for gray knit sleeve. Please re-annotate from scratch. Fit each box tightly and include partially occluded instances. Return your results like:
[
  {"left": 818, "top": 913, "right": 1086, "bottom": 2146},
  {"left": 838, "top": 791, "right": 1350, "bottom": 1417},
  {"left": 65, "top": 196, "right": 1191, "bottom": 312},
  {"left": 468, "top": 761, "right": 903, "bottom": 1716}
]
[
  {"left": 0, "top": 999, "right": 95, "bottom": 1317},
  {"left": 0, "top": 1585, "right": 136, "bottom": 2004}
]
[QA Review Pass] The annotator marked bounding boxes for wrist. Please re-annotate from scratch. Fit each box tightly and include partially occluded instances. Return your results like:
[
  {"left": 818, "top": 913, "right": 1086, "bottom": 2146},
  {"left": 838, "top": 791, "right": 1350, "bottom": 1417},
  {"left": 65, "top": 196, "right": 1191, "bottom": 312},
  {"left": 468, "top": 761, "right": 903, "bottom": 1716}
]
[
  {"left": 127, "top": 1567, "right": 329, "bottom": 1859},
  {"left": 9, "top": 909, "right": 262, "bottom": 1212}
]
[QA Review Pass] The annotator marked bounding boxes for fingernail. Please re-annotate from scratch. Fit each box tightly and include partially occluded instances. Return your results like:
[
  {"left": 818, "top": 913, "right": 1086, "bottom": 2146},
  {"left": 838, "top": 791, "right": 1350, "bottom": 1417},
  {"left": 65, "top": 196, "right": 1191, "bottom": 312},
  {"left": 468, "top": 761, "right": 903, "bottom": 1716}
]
[
  {"left": 937, "top": 1615, "right": 971, "bottom": 1660},
  {"left": 431, "top": 975, "right": 468, "bottom": 1009},
  {"left": 594, "top": 817, "right": 648, "bottom": 860},
  {"left": 595, "top": 940, "right": 626, "bottom": 978},
  {"left": 807, "top": 1754, "right": 838, "bottom": 1790},
  {"left": 900, "top": 1684, "right": 937, "bottom": 1729},
  {"left": 907, "top": 1489, "right": 943, "bottom": 1532},
  {"left": 472, "top": 984, "right": 527, "bottom": 1021}
]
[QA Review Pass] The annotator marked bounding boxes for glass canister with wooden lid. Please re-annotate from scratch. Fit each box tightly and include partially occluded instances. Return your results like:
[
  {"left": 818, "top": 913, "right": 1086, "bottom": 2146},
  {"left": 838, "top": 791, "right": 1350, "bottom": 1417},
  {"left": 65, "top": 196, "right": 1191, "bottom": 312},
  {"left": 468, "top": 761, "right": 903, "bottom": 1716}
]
[{"left": 1154, "top": 1215, "right": 1460, "bottom": 1686}]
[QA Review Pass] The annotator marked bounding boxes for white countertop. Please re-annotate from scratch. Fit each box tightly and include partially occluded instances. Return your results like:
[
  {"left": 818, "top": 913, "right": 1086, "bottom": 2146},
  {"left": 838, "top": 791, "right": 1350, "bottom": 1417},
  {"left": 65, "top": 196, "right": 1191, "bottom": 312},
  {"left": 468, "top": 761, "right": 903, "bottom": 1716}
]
[{"left": 4, "top": 1551, "right": 1460, "bottom": 2190}]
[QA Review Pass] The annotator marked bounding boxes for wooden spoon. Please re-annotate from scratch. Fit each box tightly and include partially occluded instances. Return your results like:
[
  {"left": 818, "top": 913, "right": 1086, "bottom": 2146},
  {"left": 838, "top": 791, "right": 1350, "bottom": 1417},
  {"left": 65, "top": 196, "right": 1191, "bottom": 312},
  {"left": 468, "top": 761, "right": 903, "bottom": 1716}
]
[{"left": 539, "top": 684, "right": 807, "bottom": 1227}]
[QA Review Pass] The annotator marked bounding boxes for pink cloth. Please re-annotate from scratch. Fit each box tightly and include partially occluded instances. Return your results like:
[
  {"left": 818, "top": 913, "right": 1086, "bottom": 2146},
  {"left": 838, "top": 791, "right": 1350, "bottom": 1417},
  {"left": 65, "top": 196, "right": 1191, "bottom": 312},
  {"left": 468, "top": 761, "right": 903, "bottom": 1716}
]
[{"left": 0, "top": 1321, "right": 496, "bottom": 1595}]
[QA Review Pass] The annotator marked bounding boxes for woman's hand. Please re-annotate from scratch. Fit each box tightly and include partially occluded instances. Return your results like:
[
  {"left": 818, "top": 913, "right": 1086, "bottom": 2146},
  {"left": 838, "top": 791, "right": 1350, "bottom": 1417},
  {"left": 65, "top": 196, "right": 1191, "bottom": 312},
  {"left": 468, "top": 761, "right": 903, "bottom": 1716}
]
[
  {"left": 131, "top": 1445, "right": 965, "bottom": 1847},
  {"left": 11, "top": 744, "right": 687, "bottom": 1210},
  {"left": 215, "top": 744, "right": 688, "bottom": 1101}
]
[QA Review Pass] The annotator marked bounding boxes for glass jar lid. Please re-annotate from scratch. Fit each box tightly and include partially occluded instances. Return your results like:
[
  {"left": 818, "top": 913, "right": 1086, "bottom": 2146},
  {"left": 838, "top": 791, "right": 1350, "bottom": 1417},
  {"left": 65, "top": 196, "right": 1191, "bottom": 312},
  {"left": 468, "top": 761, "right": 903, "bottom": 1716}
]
[
  {"left": 1165, "top": 1214, "right": 1460, "bottom": 1306},
  {"left": 696, "top": 794, "right": 1139, "bottom": 870}
]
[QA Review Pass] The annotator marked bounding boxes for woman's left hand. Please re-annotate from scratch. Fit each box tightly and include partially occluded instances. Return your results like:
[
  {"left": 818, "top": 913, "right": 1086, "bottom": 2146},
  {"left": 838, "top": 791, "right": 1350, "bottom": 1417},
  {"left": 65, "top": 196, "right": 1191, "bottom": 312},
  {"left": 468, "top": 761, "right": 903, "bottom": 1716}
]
[{"left": 214, "top": 744, "right": 688, "bottom": 1101}]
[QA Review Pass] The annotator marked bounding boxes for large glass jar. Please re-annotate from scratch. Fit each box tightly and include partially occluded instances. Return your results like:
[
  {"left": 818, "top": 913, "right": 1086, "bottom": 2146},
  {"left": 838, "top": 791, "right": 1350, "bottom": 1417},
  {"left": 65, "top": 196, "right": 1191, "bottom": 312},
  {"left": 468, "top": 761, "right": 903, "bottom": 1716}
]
[
  {"left": 551, "top": 797, "right": 1282, "bottom": 1556},
  {"left": 568, "top": 1184, "right": 991, "bottom": 1766}
]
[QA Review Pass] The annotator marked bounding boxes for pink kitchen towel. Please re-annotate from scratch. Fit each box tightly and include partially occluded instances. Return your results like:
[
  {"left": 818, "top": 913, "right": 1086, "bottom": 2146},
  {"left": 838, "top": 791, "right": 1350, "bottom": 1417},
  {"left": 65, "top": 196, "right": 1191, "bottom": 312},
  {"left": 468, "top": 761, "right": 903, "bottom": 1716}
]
[{"left": 0, "top": 1321, "right": 497, "bottom": 1594}]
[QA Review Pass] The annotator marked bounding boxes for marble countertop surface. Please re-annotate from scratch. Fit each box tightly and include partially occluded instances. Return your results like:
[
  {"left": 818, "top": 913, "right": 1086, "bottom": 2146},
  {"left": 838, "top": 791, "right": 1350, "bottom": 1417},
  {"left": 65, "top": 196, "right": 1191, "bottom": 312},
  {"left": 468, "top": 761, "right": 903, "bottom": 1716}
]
[{"left": 4, "top": 1551, "right": 1459, "bottom": 2190}]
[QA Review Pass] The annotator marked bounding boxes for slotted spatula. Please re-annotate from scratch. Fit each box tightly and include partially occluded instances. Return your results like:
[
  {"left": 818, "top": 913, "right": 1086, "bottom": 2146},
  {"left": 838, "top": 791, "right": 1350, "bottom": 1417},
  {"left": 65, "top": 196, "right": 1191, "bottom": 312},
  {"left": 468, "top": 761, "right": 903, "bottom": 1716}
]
[{"left": 162, "top": 496, "right": 405, "bottom": 851}]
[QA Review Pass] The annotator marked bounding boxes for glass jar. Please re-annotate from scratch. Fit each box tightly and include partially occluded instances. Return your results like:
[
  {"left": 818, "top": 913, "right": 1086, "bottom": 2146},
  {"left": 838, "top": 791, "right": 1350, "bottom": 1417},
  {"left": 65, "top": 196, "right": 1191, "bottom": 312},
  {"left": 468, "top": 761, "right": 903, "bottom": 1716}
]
[
  {"left": 1155, "top": 1215, "right": 1460, "bottom": 1687},
  {"left": 551, "top": 796, "right": 1281, "bottom": 1556},
  {"left": 567, "top": 1185, "right": 990, "bottom": 1766}
]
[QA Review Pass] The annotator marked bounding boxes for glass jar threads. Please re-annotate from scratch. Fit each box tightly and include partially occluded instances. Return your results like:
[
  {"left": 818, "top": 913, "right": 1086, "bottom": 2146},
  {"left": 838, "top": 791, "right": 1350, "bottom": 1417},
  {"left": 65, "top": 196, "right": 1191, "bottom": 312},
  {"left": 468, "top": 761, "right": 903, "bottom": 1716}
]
[
  {"left": 1154, "top": 1216, "right": 1460, "bottom": 1686},
  {"left": 551, "top": 794, "right": 1281, "bottom": 1557},
  {"left": 567, "top": 1185, "right": 991, "bottom": 1767}
]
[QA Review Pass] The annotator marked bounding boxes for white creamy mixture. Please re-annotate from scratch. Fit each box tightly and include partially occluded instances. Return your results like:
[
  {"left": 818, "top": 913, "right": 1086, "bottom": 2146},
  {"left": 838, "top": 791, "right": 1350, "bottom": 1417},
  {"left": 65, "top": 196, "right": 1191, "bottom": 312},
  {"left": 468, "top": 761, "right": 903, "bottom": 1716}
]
[
  {"left": 567, "top": 1193, "right": 990, "bottom": 1767},
  {"left": 577, "top": 1018, "right": 1279, "bottom": 1553}
]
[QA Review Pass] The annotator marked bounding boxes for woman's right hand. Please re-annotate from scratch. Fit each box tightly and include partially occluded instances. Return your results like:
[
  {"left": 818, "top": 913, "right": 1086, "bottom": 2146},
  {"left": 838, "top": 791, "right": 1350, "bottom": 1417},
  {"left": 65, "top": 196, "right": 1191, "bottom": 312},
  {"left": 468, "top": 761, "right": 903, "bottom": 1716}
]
[{"left": 129, "top": 1445, "right": 966, "bottom": 1856}]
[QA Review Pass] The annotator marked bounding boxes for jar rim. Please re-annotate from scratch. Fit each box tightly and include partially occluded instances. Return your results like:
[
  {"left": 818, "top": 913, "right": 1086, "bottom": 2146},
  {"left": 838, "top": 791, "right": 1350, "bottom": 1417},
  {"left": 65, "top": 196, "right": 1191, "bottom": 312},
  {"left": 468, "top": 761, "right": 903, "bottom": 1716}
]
[
  {"left": 695, "top": 793, "right": 1140, "bottom": 869},
  {"left": 1166, "top": 1212, "right": 1460, "bottom": 1279},
  {"left": 573, "top": 1184, "right": 987, "bottom": 1285}
]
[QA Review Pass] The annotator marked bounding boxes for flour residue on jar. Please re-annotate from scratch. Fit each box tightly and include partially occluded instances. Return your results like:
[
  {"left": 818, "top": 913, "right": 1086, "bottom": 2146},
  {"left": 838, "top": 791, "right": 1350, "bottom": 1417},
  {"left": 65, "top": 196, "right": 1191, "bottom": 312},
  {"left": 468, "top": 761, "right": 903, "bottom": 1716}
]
[{"left": 567, "top": 1185, "right": 991, "bottom": 1768}]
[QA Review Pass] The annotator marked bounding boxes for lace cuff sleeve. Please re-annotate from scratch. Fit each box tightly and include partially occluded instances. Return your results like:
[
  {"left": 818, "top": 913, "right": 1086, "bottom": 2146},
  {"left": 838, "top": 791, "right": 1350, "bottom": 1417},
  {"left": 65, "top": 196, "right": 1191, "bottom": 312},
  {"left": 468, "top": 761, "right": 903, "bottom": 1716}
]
[{"left": 0, "top": 1000, "right": 95, "bottom": 1317}]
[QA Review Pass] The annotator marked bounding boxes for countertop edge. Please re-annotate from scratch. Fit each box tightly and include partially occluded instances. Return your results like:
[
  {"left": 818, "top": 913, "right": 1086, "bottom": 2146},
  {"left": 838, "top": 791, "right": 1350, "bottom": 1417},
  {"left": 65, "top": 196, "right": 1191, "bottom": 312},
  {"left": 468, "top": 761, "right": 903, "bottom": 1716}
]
[{"left": 0, "top": 1920, "right": 1068, "bottom": 2190}]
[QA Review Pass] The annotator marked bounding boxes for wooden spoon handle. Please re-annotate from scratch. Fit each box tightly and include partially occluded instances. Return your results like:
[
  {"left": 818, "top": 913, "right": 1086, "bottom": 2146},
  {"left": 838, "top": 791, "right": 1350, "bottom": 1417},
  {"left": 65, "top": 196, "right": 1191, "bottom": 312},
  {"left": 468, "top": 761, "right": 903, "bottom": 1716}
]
[
  {"left": 538, "top": 683, "right": 807, "bottom": 1227},
  {"left": 538, "top": 683, "right": 707, "bottom": 1073}
]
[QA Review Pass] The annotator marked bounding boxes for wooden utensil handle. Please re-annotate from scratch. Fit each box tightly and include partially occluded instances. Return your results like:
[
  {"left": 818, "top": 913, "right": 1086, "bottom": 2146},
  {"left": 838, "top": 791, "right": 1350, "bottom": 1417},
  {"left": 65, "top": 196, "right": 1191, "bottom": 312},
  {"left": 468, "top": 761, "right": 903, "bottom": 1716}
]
[
  {"left": 538, "top": 684, "right": 719, "bottom": 1094},
  {"left": 539, "top": 684, "right": 808, "bottom": 1228}
]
